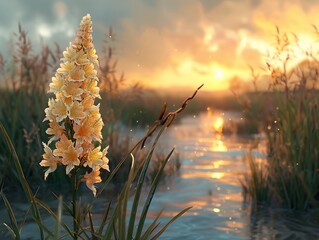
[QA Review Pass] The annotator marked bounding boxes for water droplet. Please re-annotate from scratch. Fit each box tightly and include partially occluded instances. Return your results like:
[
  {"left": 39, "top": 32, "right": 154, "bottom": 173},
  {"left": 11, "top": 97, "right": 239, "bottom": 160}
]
[{"left": 267, "top": 125, "right": 271, "bottom": 130}]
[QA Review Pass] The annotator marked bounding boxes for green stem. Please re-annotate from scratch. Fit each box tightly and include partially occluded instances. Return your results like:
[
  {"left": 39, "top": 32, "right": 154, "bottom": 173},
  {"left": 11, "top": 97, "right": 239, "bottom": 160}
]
[{"left": 72, "top": 172, "right": 78, "bottom": 240}]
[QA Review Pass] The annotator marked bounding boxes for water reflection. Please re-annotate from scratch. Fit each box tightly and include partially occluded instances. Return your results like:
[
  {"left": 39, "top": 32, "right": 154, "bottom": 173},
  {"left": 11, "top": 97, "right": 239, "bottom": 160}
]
[
  {"left": 211, "top": 134, "right": 228, "bottom": 152},
  {"left": 212, "top": 116, "right": 224, "bottom": 134},
  {"left": 248, "top": 206, "right": 319, "bottom": 239},
  {"left": 149, "top": 112, "right": 319, "bottom": 239},
  {"left": 147, "top": 112, "right": 254, "bottom": 239}
]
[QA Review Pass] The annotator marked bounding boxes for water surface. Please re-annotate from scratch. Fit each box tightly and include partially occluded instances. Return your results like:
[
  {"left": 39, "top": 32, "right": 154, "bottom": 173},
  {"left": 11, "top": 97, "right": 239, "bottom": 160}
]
[
  {"left": 137, "top": 112, "right": 319, "bottom": 239},
  {"left": 2, "top": 112, "right": 319, "bottom": 239}
]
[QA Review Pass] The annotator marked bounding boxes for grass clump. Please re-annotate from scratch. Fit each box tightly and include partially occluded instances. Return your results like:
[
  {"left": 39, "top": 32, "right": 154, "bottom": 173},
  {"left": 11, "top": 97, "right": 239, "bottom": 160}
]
[
  {"left": 242, "top": 27, "right": 319, "bottom": 210},
  {"left": 0, "top": 24, "right": 61, "bottom": 187}
]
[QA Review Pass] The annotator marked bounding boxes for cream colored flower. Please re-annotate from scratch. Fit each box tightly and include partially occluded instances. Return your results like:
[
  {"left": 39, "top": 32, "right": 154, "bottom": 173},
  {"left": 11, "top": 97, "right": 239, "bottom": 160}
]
[
  {"left": 83, "top": 64, "right": 97, "bottom": 78},
  {"left": 69, "top": 67, "right": 86, "bottom": 82},
  {"left": 49, "top": 74, "right": 64, "bottom": 94},
  {"left": 52, "top": 100, "right": 67, "bottom": 122},
  {"left": 63, "top": 44, "right": 76, "bottom": 61},
  {"left": 68, "top": 101, "right": 85, "bottom": 124},
  {"left": 75, "top": 49, "right": 90, "bottom": 65},
  {"left": 83, "top": 170, "right": 102, "bottom": 197},
  {"left": 82, "top": 96, "right": 95, "bottom": 112},
  {"left": 101, "top": 146, "right": 110, "bottom": 171},
  {"left": 61, "top": 145, "right": 83, "bottom": 174},
  {"left": 46, "top": 119, "right": 65, "bottom": 144},
  {"left": 87, "top": 48, "right": 99, "bottom": 65},
  {"left": 86, "top": 79, "right": 100, "bottom": 98},
  {"left": 73, "top": 119, "right": 92, "bottom": 144},
  {"left": 43, "top": 98, "right": 56, "bottom": 122},
  {"left": 57, "top": 61, "right": 75, "bottom": 75},
  {"left": 40, "top": 143, "right": 61, "bottom": 180},
  {"left": 62, "top": 81, "right": 83, "bottom": 100},
  {"left": 41, "top": 14, "right": 110, "bottom": 196},
  {"left": 84, "top": 146, "right": 103, "bottom": 171}
]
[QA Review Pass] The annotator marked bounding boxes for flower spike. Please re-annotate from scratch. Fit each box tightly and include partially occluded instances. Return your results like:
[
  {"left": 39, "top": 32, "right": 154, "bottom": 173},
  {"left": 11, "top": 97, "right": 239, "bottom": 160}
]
[{"left": 40, "top": 14, "right": 110, "bottom": 196}]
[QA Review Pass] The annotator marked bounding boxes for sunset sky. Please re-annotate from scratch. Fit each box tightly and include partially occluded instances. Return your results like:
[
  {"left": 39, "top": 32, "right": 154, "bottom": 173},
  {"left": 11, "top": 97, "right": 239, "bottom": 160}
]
[{"left": 0, "top": 0, "right": 319, "bottom": 91}]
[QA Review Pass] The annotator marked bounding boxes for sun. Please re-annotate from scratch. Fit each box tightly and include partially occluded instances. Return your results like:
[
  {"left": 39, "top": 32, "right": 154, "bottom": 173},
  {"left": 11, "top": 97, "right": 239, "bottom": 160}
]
[{"left": 214, "top": 68, "right": 224, "bottom": 80}]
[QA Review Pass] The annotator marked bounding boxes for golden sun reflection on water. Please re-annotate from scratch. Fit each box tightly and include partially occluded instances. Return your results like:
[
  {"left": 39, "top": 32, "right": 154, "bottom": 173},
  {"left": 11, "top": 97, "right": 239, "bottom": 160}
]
[
  {"left": 136, "top": 113, "right": 266, "bottom": 238},
  {"left": 213, "top": 116, "right": 224, "bottom": 134},
  {"left": 174, "top": 113, "right": 253, "bottom": 216},
  {"left": 210, "top": 172, "right": 225, "bottom": 179},
  {"left": 211, "top": 134, "right": 227, "bottom": 152}
]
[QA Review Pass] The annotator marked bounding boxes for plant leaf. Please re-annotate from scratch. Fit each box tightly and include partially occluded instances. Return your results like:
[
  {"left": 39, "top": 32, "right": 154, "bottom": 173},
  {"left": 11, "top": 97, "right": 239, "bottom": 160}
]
[
  {"left": 134, "top": 148, "right": 174, "bottom": 239},
  {"left": 150, "top": 207, "right": 192, "bottom": 240}
]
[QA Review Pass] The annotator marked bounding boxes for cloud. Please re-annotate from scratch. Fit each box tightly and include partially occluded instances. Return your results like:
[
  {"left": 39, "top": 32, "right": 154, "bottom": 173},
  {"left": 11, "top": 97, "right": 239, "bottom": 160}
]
[{"left": 1, "top": 0, "right": 319, "bottom": 91}]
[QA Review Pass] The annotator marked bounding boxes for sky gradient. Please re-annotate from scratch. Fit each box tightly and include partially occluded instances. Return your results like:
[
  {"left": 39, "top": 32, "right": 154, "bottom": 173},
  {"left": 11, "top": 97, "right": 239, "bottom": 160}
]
[{"left": 0, "top": 0, "right": 319, "bottom": 91}]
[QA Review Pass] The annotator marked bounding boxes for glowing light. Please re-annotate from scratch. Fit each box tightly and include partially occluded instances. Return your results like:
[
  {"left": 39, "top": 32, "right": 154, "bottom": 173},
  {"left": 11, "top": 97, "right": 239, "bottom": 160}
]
[
  {"left": 37, "top": 24, "right": 52, "bottom": 38},
  {"left": 215, "top": 68, "right": 224, "bottom": 80},
  {"left": 210, "top": 172, "right": 225, "bottom": 179},
  {"left": 213, "top": 117, "right": 224, "bottom": 133},
  {"left": 212, "top": 208, "right": 220, "bottom": 213},
  {"left": 212, "top": 139, "right": 227, "bottom": 152}
]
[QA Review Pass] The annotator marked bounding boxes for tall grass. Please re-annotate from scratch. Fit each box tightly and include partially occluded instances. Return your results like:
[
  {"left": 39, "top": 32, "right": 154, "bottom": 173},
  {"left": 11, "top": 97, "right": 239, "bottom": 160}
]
[
  {"left": 0, "top": 24, "right": 60, "bottom": 187},
  {"left": 242, "top": 27, "right": 319, "bottom": 210}
]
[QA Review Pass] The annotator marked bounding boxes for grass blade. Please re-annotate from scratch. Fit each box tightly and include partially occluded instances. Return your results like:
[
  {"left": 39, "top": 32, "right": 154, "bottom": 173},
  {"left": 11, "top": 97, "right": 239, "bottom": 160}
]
[
  {"left": 3, "top": 223, "right": 16, "bottom": 239},
  {"left": 54, "top": 196, "right": 63, "bottom": 240},
  {"left": 97, "top": 199, "right": 112, "bottom": 235},
  {"left": 150, "top": 207, "right": 192, "bottom": 240},
  {"left": 134, "top": 148, "right": 174, "bottom": 239},
  {"left": 140, "top": 209, "right": 164, "bottom": 240},
  {"left": 35, "top": 198, "right": 73, "bottom": 237},
  {"left": 0, "top": 191, "right": 20, "bottom": 239},
  {"left": 127, "top": 122, "right": 169, "bottom": 239},
  {"left": 118, "top": 155, "right": 134, "bottom": 240},
  {"left": 103, "top": 202, "right": 120, "bottom": 240},
  {"left": 0, "top": 122, "right": 44, "bottom": 239}
]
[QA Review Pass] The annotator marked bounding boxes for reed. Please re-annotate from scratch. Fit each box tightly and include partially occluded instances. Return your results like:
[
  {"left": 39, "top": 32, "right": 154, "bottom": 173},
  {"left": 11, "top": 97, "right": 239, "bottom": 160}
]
[{"left": 242, "top": 27, "right": 319, "bottom": 210}]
